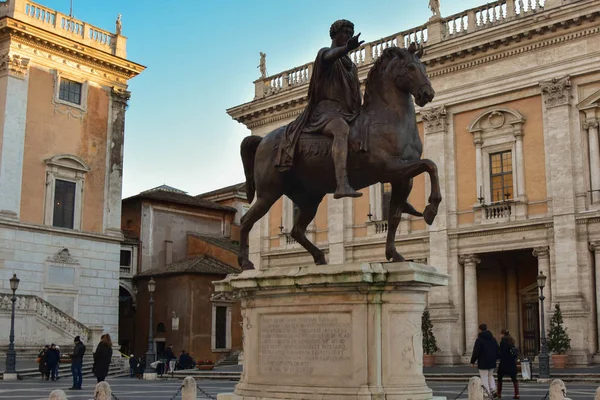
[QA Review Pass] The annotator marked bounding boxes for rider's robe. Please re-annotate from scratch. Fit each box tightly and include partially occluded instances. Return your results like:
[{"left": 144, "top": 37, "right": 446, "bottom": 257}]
[{"left": 275, "top": 47, "right": 362, "bottom": 171}]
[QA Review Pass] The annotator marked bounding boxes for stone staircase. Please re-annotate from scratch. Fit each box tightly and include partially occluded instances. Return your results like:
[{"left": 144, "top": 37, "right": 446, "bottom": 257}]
[
  {"left": 0, "top": 293, "right": 100, "bottom": 355},
  {"left": 214, "top": 351, "right": 241, "bottom": 367}
]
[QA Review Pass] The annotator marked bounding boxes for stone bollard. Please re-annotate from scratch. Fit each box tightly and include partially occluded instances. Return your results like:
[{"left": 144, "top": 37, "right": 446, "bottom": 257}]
[
  {"left": 468, "top": 376, "right": 484, "bottom": 400},
  {"left": 94, "top": 381, "right": 112, "bottom": 400},
  {"left": 549, "top": 379, "right": 571, "bottom": 400},
  {"left": 182, "top": 376, "right": 197, "bottom": 400},
  {"left": 595, "top": 386, "right": 600, "bottom": 400},
  {"left": 48, "top": 389, "right": 67, "bottom": 400}
]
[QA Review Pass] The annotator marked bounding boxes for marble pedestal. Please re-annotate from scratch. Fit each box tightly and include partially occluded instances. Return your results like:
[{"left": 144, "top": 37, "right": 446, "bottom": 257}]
[{"left": 214, "top": 262, "right": 448, "bottom": 400}]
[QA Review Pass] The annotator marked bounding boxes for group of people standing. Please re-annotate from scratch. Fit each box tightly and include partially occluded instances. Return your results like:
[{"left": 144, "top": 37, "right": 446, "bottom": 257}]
[
  {"left": 37, "top": 343, "right": 61, "bottom": 381},
  {"left": 37, "top": 333, "right": 113, "bottom": 390},
  {"left": 470, "top": 324, "right": 520, "bottom": 399}
]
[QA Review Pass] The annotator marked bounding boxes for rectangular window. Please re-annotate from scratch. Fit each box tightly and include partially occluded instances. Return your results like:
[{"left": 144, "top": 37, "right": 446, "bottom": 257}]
[
  {"left": 215, "top": 306, "right": 227, "bottom": 349},
  {"left": 490, "top": 151, "right": 513, "bottom": 202},
  {"left": 53, "top": 179, "right": 76, "bottom": 229},
  {"left": 292, "top": 203, "right": 300, "bottom": 223},
  {"left": 58, "top": 78, "right": 82, "bottom": 105},
  {"left": 382, "top": 183, "right": 392, "bottom": 220},
  {"left": 120, "top": 250, "right": 132, "bottom": 267}
]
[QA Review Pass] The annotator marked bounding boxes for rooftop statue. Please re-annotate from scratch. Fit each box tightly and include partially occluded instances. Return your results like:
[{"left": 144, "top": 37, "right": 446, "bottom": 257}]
[
  {"left": 258, "top": 52, "right": 267, "bottom": 79},
  {"left": 238, "top": 20, "right": 440, "bottom": 270},
  {"left": 429, "top": 0, "right": 441, "bottom": 17}
]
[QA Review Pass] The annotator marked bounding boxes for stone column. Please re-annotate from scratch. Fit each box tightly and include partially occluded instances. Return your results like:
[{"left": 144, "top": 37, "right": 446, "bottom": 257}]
[
  {"left": 460, "top": 254, "right": 480, "bottom": 354},
  {"left": 105, "top": 88, "right": 130, "bottom": 237},
  {"left": 584, "top": 119, "right": 600, "bottom": 204},
  {"left": 533, "top": 246, "right": 551, "bottom": 332},
  {"left": 589, "top": 241, "right": 600, "bottom": 352},
  {"left": 0, "top": 53, "right": 30, "bottom": 220},
  {"left": 328, "top": 194, "right": 345, "bottom": 265}
]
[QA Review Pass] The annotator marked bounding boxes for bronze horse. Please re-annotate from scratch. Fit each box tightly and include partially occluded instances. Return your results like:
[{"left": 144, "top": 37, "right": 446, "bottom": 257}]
[{"left": 238, "top": 45, "right": 440, "bottom": 270}]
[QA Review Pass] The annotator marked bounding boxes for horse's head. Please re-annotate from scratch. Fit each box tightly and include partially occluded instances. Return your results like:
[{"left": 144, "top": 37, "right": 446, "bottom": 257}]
[{"left": 365, "top": 44, "right": 435, "bottom": 108}]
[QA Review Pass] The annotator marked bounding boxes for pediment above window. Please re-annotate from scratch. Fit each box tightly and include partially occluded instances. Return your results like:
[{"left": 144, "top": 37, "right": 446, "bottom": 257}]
[
  {"left": 45, "top": 154, "right": 90, "bottom": 173},
  {"left": 577, "top": 89, "right": 600, "bottom": 111},
  {"left": 468, "top": 108, "right": 526, "bottom": 134}
]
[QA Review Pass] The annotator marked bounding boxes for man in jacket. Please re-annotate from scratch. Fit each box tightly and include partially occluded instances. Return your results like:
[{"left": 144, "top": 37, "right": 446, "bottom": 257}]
[
  {"left": 69, "top": 336, "right": 86, "bottom": 390},
  {"left": 165, "top": 344, "right": 175, "bottom": 373},
  {"left": 46, "top": 343, "right": 60, "bottom": 381},
  {"left": 470, "top": 323, "right": 500, "bottom": 396}
]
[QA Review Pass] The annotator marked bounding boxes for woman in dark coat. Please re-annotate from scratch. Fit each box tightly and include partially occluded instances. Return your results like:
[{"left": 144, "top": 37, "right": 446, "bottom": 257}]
[
  {"left": 93, "top": 334, "right": 113, "bottom": 383},
  {"left": 38, "top": 345, "right": 49, "bottom": 380},
  {"left": 497, "top": 329, "right": 519, "bottom": 399}
]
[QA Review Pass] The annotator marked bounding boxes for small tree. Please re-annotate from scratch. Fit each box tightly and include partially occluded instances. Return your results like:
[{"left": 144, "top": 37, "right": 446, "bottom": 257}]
[
  {"left": 422, "top": 307, "right": 440, "bottom": 355},
  {"left": 547, "top": 303, "right": 571, "bottom": 355}
]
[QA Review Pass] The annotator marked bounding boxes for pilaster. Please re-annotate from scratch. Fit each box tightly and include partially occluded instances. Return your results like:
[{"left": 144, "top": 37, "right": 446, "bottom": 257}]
[
  {"left": 540, "top": 77, "right": 578, "bottom": 296},
  {"left": 0, "top": 52, "right": 30, "bottom": 220},
  {"left": 104, "top": 88, "right": 130, "bottom": 239}
]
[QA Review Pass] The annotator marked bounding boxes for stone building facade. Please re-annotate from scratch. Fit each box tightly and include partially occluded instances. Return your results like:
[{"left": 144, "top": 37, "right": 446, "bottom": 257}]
[
  {"left": 0, "top": 0, "right": 144, "bottom": 350},
  {"left": 227, "top": 0, "right": 600, "bottom": 365},
  {"left": 120, "top": 184, "right": 247, "bottom": 358}
]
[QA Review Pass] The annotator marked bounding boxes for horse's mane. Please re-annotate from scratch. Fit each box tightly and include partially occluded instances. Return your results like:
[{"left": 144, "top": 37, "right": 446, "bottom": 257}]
[{"left": 363, "top": 46, "right": 408, "bottom": 106}]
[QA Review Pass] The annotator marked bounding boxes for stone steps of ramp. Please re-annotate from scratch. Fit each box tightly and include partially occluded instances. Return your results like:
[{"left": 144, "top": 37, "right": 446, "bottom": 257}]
[
  {"left": 0, "top": 359, "right": 127, "bottom": 380},
  {"left": 170, "top": 370, "right": 241, "bottom": 380}
]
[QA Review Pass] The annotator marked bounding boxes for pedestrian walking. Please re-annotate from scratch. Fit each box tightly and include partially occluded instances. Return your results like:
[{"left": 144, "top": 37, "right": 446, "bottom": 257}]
[
  {"left": 470, "top": 323, "right": 500, "bottom": 397},
  {"left": 93, "top": 334, "right": 113, "bottom": 383},
  {"left": 129, "top": 354, "right": 136, "bottom": 378},
  {"left": 165, "top": 343, "right": 175, "bottom": 373},
  {"left": 497, "top": 329, "right": 520, "bottom": 399},
  {"left": 69, "top": 336, "right": 86, "bottom": 390}
]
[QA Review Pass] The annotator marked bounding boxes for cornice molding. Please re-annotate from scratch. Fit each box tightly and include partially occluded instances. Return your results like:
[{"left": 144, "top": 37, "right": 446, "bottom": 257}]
[
  {"left": 231, "top": 20, "right": 600, "bottom": 127},
  {"left": 1, "top": 18, "right": 143, "bottom": 80}
]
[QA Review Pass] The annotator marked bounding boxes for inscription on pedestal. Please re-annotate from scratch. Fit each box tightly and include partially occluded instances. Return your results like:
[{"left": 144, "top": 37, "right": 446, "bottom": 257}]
[{"left": 259, "top": 313, "right": 352, "bottom": 376}]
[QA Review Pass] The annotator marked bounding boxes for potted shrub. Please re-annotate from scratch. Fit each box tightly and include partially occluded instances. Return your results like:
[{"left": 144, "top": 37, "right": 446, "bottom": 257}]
[
  {"left": 197, "top": 360, "right": 215, "bottom": 371},
  {"left": 422, "top": 307, "right": 440, "bottom": 367},
  {"left": 547, "top": 303, "right": 571, "bottom": 368}
]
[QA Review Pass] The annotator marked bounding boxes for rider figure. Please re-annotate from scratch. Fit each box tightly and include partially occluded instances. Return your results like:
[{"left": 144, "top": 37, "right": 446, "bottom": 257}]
[{"left": 275, "top": 19, "right": 364, "bottom": 199}]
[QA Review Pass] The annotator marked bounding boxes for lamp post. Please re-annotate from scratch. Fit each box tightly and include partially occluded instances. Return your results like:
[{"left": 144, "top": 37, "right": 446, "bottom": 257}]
[
  {"left": 5, "top": 273, "right": 20, "bottom": 375},
  {"left": 537, "top": 271, "right": 550, "bottom": 379},
  {"left": 145, "top": 277, "right": 156, "bottom": 370}
]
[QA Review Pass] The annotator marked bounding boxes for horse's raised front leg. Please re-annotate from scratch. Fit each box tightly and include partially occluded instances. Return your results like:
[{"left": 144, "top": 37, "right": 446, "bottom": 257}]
[
  {"left": 387, "top": 158, "right": 442, "bottom": 226},
  {"left": 238, "top": 192, "right": 280, "bottom": 271},
  {"left": 290, "top": 194, "right": 327, "bottom": 265},
  {"left": 385, "top": 180, "right": 413, "bottom": 262}
]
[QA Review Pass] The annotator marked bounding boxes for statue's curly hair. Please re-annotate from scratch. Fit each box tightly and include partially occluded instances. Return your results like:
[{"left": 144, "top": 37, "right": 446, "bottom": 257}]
[{"left": 329, "top": 19, "right": 354, "bottom": 39}]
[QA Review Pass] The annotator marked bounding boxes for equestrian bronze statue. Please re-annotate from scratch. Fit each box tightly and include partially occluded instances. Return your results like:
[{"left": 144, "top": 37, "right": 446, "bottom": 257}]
[{"left": 238, "top": 21, "right": 440, "bottom": 270}]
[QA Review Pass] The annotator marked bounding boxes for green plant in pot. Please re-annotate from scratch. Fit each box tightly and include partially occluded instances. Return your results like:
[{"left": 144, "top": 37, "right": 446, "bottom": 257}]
[
  {"left": 422, "top": 307, "right": 440, "bottom": 367},
  {"left": 547, "top": 303, "right": 571, "bottom": 368}
]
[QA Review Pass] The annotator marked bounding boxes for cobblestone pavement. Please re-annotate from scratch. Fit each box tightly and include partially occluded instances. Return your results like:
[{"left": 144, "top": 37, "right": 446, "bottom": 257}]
[{"left": 0, "top": 377, "right": 598, "bottom": 399}]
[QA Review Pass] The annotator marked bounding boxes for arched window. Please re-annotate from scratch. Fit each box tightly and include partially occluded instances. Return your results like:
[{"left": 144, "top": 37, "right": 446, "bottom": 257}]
[{"left": 156, "top": 322, "right": 166, "bottom": 333}]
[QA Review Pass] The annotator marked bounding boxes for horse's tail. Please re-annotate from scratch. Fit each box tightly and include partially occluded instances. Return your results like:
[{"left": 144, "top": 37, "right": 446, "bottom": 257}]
[{"left": 241, "top": 135, "right": 263, "bottom": 203}]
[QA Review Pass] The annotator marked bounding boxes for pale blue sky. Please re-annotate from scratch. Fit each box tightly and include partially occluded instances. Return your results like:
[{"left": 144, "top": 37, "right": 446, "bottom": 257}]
[{"left": 41, "top": 0, "right": 484, "bottom": 197}]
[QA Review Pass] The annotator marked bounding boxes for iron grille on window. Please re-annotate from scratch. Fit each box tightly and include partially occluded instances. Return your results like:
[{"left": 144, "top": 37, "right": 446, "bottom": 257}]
[
  {"left": 59, "top": 78, "right": 82, "bottom": 105},
  {"left": 53, "top": 179, "right": 76, "bottom": 229},
  {"left": 490, "top": 151, "right": 513, "bottom": 202}
]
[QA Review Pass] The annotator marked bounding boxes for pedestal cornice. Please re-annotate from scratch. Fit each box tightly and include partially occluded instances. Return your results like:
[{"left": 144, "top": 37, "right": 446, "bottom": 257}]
[{"left": 215, "top": 262, "right": 449, "bottom": 294}]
